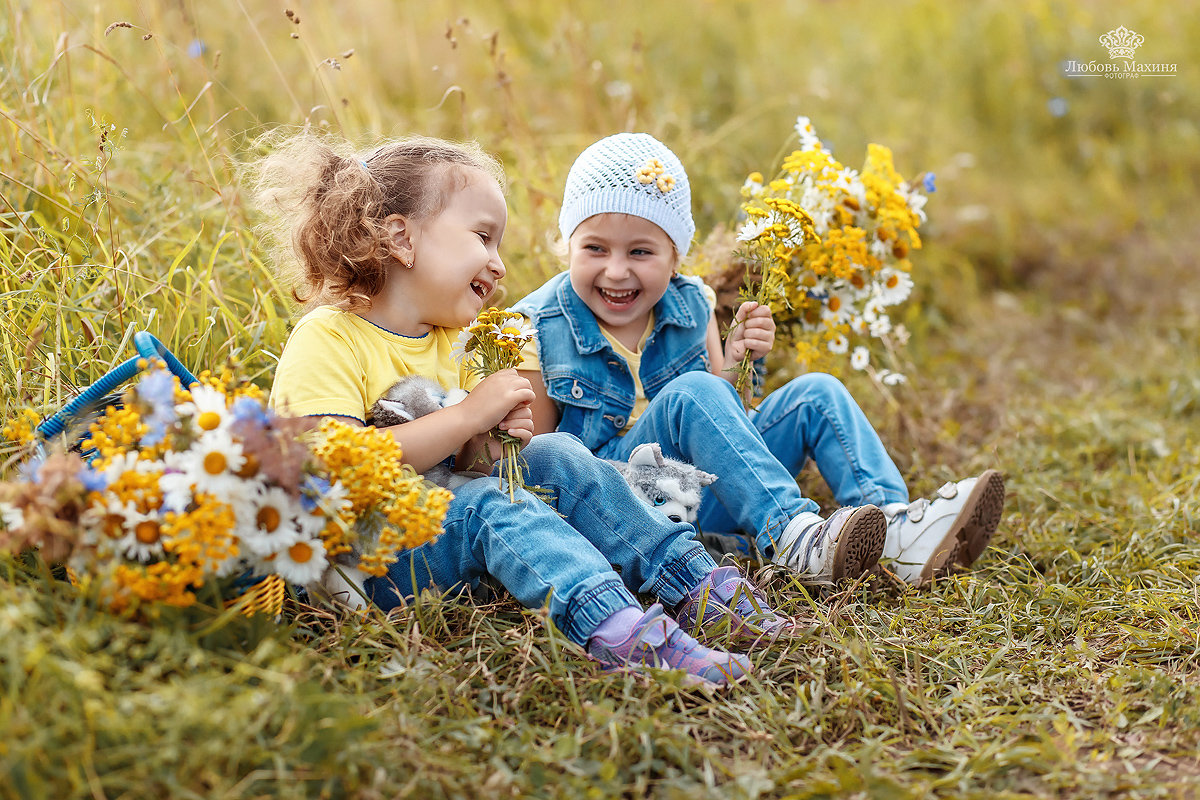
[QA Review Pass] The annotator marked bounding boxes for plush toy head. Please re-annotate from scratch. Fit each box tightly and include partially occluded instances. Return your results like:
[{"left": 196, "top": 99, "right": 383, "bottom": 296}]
[
  {"left": 609, "top": 442, "right": 717, "bottom": 524},
  {"left": 370, "top": 376, "right": 468, "bottom": 427}
]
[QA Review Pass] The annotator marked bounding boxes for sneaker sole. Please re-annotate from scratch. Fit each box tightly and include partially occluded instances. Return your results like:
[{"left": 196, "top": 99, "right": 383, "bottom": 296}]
[
  {"left": 953, "top": 470, "right": 1006, "bottom": 567},
  {"left": 831, "top": 505, "right": 887, "bottom": 581}
]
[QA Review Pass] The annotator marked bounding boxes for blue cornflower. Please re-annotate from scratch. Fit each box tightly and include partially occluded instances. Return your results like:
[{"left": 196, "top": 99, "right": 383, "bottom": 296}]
[
  {"left": 78, "top": 465, "right": 109, "bottom": 492},
  {"left": 300, "top": 475, "right": 332, "bottom": 512},
  {"left": 922, "top": 173, "right": 937, "bottom": 193},
  {"left": 137, "top": 369, "right": 176, "bottom": 409},
  {"left": 230, "top": 395, "right": 270, "bottom": 427},
  {"left": 137, "top": 369, "right": 178, "bottom": 447}
]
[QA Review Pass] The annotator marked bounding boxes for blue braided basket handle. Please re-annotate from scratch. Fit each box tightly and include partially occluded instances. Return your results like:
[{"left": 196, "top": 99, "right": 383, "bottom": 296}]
[{"left": 36, "top": 331, "right": 199, "bottom": 441}]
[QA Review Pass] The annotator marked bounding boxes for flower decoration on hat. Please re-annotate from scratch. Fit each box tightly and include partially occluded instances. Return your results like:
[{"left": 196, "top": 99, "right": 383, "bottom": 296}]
[{"left": 635, "top": 158, "right": 675, "bottom": 193}]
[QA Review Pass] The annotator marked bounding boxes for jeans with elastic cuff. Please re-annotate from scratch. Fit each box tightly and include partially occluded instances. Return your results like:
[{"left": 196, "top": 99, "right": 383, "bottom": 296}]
[
  {"left": 595, "top": 371, "right": 908, "bottom": 555},
  {"left": 366, "top": 432, "right": 717, "bottom": 645}
]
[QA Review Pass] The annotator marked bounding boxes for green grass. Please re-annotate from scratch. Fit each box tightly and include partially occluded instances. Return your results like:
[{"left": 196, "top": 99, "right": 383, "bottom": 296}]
[{"left": 3, "top": 1, "right": 1200, "bottom": 797}]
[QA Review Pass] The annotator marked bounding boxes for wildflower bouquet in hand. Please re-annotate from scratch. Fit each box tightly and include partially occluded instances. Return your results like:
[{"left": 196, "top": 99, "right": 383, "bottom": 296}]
[
  {"left": 729, "top": 203, "right": 809, "bottom": 406},
  {"left": 737, "top": 116, "right": 932, "bottom": 384},
  {"left": 0, "top": 366, "right": 450, "bottom": 615},
  {"left": 453, "top": 308, "right": 536, "bottom": 502}
]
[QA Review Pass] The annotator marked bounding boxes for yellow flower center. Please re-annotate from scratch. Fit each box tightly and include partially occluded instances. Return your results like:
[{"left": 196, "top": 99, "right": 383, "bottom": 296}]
[
  {"left": 197, "top": 411, "right": 222, "bottom": 431},
  {"left": 256, "top": 506, "right": 282, "bottom": 533},
  {"left": 887, "top": 274, "right": 900, "bottom": 289},
  {"left": 203, "top": 451, "right": 227, "bottom": 475},
  {"left": 135, "top": 520, "right": 161, "bottom": 544},
  {"left": 829, "top": 296, "right": 841, "bottom": 312},
  {"left": 103, "top": 515, "right": 125, "bottom": 538},
  {"left": 235, "top": 453, "right": 260, "bottom": 479},
  {"left": 501, "top": 326, "right": 522, "bottom": 336},
  {"left": 288, "top": 541, "right": 313, "bottom": 564}
]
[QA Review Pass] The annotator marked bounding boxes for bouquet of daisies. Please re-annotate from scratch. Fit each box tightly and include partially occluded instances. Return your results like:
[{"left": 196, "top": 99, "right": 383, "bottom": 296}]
[
  {"left": 0, "top": 366, "right": 450, "bottom": 615},
  {"left": 735, "top": 116, "right": 932, "bottom": 384},
  {"left": 453, "top": 308, "right": 536, "bottom": 502}
]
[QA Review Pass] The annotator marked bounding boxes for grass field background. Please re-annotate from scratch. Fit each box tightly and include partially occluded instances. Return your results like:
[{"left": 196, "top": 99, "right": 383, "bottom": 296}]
[{"left": 2, "top": 1, "right": 1199, "bottom": 797}]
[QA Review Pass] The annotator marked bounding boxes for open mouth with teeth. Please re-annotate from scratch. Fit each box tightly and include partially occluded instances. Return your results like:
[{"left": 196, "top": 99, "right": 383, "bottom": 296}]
[
  {"left": 596, "top": 287, "right": 640, "bottom": 309},
  {"left": 470, "top": 280, "right": 490, "bottom": 300}
]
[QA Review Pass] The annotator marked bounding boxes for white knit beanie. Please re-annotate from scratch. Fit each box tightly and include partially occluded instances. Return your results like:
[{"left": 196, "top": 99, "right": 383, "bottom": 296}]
[{"left": 559, "top": 133, "right": 695, "bottom": 258}]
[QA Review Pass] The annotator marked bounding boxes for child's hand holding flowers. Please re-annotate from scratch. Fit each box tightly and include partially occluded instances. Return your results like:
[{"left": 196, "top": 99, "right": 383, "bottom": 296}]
[
  {"left": 453, "top": 309, "right": 538, "bottom": 501},
  {"left": 452, "top": 370, "right": 535, "bottom": 472},
  {"left": 723, "top": 301, "right": 777, "bottom": 401}
]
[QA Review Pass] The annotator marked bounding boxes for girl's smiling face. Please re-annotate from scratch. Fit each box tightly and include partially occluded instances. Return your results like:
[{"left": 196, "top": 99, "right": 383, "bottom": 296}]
[
  {"left": 402, "top": 167, "right": 508, "bottom": 330},
  {"left": 567, "top": 213, "right": 677, "bottom": 343}
]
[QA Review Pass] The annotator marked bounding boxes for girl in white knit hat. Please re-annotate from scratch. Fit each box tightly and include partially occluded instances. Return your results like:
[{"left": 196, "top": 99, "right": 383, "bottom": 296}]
[{"left": 514, "top": 132, "right": 1005, "bottom": 587}]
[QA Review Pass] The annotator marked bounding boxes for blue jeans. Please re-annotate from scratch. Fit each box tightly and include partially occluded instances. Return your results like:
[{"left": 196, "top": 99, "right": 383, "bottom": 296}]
[
  {"left": 594, "top": 372, "right": 908, "bottom": 554},
  {"left": 365, "top": 432, "right": 717, "bottom": 645}
]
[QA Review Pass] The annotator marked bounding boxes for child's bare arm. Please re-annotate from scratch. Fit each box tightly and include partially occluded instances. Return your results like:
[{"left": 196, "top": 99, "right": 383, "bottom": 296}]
[
  {"left": 361, "top": 369, "right": 536, "bottom": 473},
  {"left": 520, "top": 368, "right": 561, "bottom": 435},
  {"left": 705, "top": 314, "right": 726, "bottom": 378}
]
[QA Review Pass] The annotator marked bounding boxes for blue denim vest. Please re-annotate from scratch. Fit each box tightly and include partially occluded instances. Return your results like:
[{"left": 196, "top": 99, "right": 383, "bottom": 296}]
[{"left": 513, "top": 272, "right": 712, "bottom": 452}]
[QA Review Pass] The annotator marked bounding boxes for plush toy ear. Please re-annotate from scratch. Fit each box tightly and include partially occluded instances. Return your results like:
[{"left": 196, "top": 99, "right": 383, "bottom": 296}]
[
  {"left": 696, "top": 469, "right": 718, "bottom": 487},
  {"left": 628, "top": 442, "right": 664, "bottom": 468},
  {"left": 375, "top": 398, "right": 414, "bottom": 422}
]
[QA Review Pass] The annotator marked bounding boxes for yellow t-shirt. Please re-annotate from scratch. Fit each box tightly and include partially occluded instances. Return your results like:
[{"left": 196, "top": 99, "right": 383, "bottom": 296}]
[
  {"left": 269, "top": 306, "right": 479, "bottom": 422},
  {"left": 600, "top": 318, "right": 654, "bottom": 435},
  {"left": 517, "top": 281, "right": 717, "bottom": 435}
]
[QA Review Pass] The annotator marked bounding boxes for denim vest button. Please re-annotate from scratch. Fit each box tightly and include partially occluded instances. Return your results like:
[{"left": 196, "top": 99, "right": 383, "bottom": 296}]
[
  {"left": 570, "top": 381, "right": 584, "bottom": 399},
  {"left": 612, "top": 415, "right": 626, "bottom": 429}
]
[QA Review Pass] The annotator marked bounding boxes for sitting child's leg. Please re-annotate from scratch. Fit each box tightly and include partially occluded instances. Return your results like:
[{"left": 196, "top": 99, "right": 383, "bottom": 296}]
[
  {"left": 748, "top": 372, "right": 907, "bottom": 508},
  {"left": 364, "top": 473, "right": 750, "bottom": 686},
  {"left": 598, "top": 371, "right": 886, "bottom": 585},
  {"left": 520, "top": 432, "right": 793, "bottom": 642},
  {"left": 747, "top": 373, "right": 1006, "bottom": 583}
]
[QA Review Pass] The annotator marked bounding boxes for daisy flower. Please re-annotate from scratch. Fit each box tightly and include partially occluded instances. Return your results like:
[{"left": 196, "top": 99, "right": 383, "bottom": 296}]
[
  {"left": 178, "top": 384, "right": 232, "bottom": 435},
  {"left": 827, "top": 334, "right": 849, "bottom": 354},
  {"left": 494, "top": 316, "right": 536, "bottom": 350},
  {"left": 869, "top": 314, "right": 892, "bottom": 338},
  {"left": 183, "top": 429, "right": 247, "bottom": 498},
  {"left": 877, "top": 268, "right": 914, "bottom": 306},
  {"left": 117, "top": 508, "right": 167, "bottom": 562},
  {"left": 270, "top": 536, "right": 328, "bottom": 585},
  {"left": 794, "top": 116, "right": 821, "bottom": 151},
  {"left": 851, "top": 346, "right": 870, "bottom": 371},
  {"left": 241, "top": 486, "right": 303, "bottom": 557},
  {"left": 736, "top": 217, "right": 770, "bottom": 243}
]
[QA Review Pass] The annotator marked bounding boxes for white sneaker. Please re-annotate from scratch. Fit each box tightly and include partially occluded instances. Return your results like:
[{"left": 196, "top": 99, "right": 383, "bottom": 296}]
[
  {"left": 771, "top": 505, "right": 887, "bottom": 586},
  {"left": 881, "top": 470, "right": 1006, "bottom": 584}
]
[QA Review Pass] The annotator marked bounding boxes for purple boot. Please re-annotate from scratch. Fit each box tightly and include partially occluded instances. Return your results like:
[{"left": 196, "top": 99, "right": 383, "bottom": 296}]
[
  {"left": 586, "top": 604, "right": 752, "bottom": 687},
  {"left": 675, "top": 567, "right": 796, "bottom": 643}
]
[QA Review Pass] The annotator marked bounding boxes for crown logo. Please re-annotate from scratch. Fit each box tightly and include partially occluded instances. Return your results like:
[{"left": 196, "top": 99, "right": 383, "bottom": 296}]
[{"left": 1099, "top": 26, "right": 1144, "bottom": 60}]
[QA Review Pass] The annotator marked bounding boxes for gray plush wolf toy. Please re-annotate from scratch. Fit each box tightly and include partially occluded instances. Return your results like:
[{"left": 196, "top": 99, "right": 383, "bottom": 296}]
[
  {"left": 368, "top": 376, "right": 471, "bottom": 490},
  {"left": 608, "top": 442, "right": 717, "bottom": 525}
]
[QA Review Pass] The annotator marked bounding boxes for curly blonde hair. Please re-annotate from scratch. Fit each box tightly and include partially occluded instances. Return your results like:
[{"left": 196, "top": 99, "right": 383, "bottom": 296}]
[{"left": 248, "top": 129, "right": 505, "bottom": 310}]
